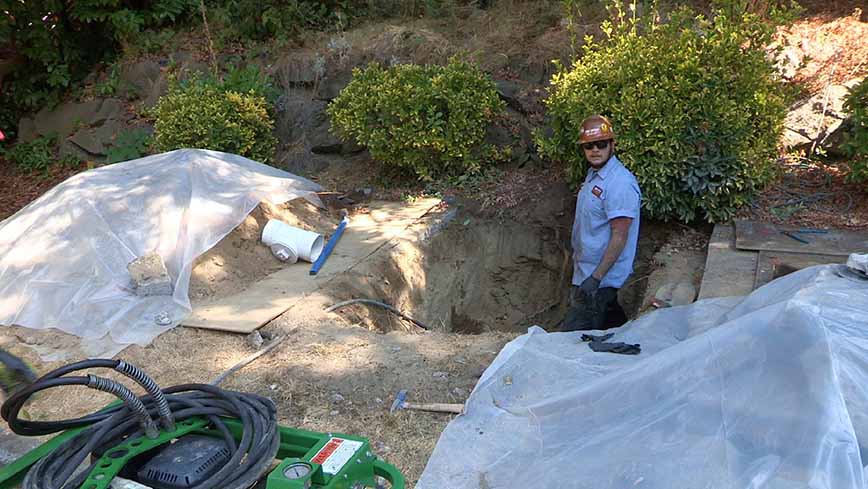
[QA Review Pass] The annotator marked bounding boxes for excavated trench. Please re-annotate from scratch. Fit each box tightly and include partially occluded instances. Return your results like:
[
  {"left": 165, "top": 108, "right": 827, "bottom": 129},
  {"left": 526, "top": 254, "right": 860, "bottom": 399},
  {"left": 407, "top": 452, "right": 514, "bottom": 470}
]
[{"left": 324, "top": 193, "right": 666, "bottom": 334}]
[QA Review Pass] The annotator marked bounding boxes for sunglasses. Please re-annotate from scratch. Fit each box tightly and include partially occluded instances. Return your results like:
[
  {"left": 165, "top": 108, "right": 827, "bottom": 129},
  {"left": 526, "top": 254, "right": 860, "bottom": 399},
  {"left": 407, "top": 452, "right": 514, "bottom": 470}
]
[{"left": 582, "top": 140, "right": 610, "bottom": 150}]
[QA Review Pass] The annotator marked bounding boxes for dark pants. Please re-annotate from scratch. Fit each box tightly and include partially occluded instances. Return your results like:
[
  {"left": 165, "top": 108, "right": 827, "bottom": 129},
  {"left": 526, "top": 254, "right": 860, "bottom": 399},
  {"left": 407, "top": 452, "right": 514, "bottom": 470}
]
[{"left": 562, "top": 286, "right": 628, "bottom": 331}]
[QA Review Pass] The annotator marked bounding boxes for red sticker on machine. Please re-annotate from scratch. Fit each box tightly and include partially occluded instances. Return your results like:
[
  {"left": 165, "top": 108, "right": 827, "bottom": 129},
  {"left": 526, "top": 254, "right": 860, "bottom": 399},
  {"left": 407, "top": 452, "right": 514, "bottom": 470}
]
[{"left": 311, "top": 437, "right": 364, "bottom": 475}]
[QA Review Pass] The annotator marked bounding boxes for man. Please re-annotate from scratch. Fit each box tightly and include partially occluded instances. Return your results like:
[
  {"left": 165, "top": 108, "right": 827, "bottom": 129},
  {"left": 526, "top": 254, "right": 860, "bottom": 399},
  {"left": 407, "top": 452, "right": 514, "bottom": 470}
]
[{"left": 564, "top": 115, "right": 641, "bottom": 331}]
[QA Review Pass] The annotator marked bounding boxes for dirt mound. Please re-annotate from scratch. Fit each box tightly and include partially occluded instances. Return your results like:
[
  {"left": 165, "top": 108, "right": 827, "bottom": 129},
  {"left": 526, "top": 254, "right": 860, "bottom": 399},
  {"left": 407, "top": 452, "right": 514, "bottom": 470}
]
[{"left": 189, "top": 198, "right": 339, "bottom": 301}]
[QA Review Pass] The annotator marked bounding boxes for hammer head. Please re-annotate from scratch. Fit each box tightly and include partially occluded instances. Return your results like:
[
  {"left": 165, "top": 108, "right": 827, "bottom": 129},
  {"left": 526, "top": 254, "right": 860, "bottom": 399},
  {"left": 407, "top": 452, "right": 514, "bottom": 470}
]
[{"left": 389, "top": 389, "right": 408, "bottom": 415}]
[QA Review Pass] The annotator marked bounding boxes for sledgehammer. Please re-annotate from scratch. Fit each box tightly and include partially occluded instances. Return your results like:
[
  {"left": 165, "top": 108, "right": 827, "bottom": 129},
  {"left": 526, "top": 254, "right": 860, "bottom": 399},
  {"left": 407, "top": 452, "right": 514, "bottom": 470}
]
[{"left": 389, "top": 389, "right": 464, "bottom": 415}]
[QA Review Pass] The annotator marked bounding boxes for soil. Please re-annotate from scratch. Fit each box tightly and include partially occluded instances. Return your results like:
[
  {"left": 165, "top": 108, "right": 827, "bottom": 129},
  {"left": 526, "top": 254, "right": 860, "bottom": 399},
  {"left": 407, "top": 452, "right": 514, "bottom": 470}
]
[
  {"left": 737, "top": 158, "right": 868, "bottom": 229},
  {"left": 0, "top": 160, "right": 91, "bottom": 221},
  {"left": 2, "top": 3, "right": 866, "bottom": 487},
  {"left": 189, "top": 197, "right": 340, "bottom": 301},
  {"left": 780, "top": 10, "right": 868, "bottom": 93}
]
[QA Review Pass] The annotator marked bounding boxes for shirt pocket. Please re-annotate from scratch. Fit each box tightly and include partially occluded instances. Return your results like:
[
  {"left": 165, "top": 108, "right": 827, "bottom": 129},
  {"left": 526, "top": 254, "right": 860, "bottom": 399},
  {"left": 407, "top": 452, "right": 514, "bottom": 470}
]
[{"left": 582, "top": 187, "right": 607, "bottom": 220}]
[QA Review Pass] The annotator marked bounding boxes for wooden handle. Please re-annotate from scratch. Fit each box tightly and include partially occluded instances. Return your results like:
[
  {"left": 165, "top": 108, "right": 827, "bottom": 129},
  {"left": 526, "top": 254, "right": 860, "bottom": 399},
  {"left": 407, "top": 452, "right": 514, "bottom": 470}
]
[{"left": 404, "top": 402, "right": 464, "bottom": 414}]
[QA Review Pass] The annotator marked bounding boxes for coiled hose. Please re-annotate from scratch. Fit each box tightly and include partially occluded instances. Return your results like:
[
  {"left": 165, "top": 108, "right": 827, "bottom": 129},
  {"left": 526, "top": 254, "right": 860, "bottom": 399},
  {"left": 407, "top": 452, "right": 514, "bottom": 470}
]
[{"left": 1, "top": 360, "right": 279, "bottom": 489}]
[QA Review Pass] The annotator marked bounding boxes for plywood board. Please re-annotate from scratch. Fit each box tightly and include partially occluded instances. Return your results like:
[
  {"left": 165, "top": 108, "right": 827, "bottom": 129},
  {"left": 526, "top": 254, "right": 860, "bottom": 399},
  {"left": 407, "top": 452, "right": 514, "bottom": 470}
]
[
  {"left": 698, "top": 223, "right": 758, "bottom": 300},
  {"left": 735, "top": 220, "right": 868, "bottom": 257},
  {"left": 183, "top": 198, "right": 441, "bottom": 333},
  {"left": 754, "top": 251, "right": 844, "bottom": 289}
]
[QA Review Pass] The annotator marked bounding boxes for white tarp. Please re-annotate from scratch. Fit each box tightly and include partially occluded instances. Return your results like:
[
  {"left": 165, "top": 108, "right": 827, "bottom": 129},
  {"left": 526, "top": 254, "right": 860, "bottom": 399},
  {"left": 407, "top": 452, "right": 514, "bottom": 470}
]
[
  {"left": 418, "top": 264, "right": 868, "bottom": 489},
  {"left": 0, "top": 149, "right": 321, "bottom": 357}
]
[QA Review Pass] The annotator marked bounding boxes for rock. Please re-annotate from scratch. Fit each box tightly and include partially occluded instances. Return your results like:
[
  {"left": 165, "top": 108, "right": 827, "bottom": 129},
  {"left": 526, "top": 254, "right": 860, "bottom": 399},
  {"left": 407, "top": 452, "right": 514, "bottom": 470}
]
[
  {"left": 331, "top": 393, "right": 345, "bottom": 403},
  {"left": 315, "top": 69, "right": 353, "bottom": 101},
  {"left": 127, "top": 251, "right": 173, "bottom": 297},
  {"left": 433, "top": 371, "right": 449, "bottom": 380},
  {"left": 119, "top": 60, "right": 162, "bottom": 99},
  {"left": 306, "top": 107, "right": 343, "bottom": 154},
  {"left": 773, "top": 45, "right": 803, "bottom": 81},
  {"left": 822, "top": 116, "right": 854, "bottom": 157},
  {"left": 142, "top": 75, "right": 168, "bottom": 110},
  {"left": 782, "top": 78, "right": 863, "bottom": 152},
  {"left": 246, "top": 331, "right": 264, "bottom": 349},
  {"left": 274, "top": 53, "right": 326, "bottom": 87},
  {"left": 654, "top": 281, "right": 697, "bottom": 307},
  {"left": 484, "top": 122, "right": 514, "bottom": 149},
  {"left": 67, "top": 119, "right": 125, "bottom": 156},
  {"left": 495, "top": 80, "right": 524, "bottom": 113},
  {"left": 18, "top": 99, "right": 125, "bottom": 144},
  {"left": 275, "top": 89, "right": 325, "bottom": 145}
]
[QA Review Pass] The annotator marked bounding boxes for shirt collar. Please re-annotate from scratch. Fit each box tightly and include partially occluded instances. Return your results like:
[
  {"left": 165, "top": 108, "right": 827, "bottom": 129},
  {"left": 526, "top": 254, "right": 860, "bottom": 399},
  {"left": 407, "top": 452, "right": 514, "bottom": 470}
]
[{"left": 589, "top": 155, "right": 620, "bottom": 181}]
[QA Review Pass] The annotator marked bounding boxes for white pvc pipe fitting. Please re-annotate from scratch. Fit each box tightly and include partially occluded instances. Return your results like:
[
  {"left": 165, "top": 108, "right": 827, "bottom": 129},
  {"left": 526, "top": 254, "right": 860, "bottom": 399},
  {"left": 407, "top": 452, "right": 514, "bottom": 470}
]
[{"left": 261, "top": 219, "right": 324, "bottom": 263}]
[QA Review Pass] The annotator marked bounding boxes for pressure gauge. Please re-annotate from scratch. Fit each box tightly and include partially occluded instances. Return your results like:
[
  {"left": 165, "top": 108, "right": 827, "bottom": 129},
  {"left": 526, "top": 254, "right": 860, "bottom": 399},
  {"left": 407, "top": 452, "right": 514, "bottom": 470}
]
[{"left": 283, "top": 462, "right": 312, "bottom": 479}]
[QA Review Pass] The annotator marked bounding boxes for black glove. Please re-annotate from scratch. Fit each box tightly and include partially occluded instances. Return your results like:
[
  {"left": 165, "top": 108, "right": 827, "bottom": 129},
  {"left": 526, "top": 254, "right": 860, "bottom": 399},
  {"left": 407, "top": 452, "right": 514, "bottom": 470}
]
[
  {"left": 588, "top": 341, "right": 641, "bottom": 355},
  {"left": 0, "top": 349, "right": 37, "bottom": 396},
  {"left": 580, "top": 333, "right": 614, "bottom": 342},
  {"left": 579, "top": 275, "right": 600, "bottom": 297}
]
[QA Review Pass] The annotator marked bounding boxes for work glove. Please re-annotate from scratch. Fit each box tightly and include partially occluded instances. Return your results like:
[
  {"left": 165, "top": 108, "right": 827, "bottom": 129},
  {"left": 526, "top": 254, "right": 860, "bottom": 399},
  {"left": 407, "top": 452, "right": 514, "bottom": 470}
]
[
  {"left": 588, "top": 341, "right": 641, "bottom": 355},
  {"left": 579, "top": 275, "right": 601, "bottom": 298},
  {"left": 580, "top": 333, "right": 614, "bottom": 342},
  {"left": 0, "top": 350, "right": 37, "bottom": 397}
]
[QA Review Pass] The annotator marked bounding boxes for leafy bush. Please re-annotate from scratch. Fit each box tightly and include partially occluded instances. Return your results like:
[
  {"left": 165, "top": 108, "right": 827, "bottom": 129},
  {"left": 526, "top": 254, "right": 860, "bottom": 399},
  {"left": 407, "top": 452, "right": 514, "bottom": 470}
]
[
  {"left": 842, "top": 79, "right": 868, "bottom": 184},
  {"left": 210, "top": 0, "right": 346, "bottom": 41},
  {"left": 4, "top": 135, "right": 59, "bottom": 173},
  {"left": 0, "top": 0, "right": 195, "bottom": 129},
  {"left": 152, "top": 79, "right": 277, "bottom": 163},
  {"left": 537, "top": 1, "right": 791, "bottom": 222},
  {"left": 328, "top": 58, "right": 505, "bottom": 179},
  {"left": 107, "top": 129, "right": 154, "bottom": 164}
]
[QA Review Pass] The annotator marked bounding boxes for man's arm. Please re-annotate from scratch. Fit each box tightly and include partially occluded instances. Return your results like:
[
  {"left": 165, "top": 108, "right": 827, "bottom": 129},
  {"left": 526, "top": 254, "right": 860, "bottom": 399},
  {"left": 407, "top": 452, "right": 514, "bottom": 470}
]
[{"left": 591, "top": 217, "right": 632, "bottom": 281}]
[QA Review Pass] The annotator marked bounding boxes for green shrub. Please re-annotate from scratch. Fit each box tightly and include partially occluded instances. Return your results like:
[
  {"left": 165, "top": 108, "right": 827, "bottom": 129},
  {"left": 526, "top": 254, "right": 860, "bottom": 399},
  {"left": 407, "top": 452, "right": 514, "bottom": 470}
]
[
  {"left": 842, "top": 78, "right": 868, "bottom": 184},
  {"left": 107, "top": 129, "right": 154, "bottom": 164},
  {"left": 327, "top": 58, "right": 505, "bottom": 179},
  {"left": 4, "top": 135, "right": 59, "bottom": 173},
  {"left": 537, "top": 1, "right": 791, "bottom": 222},
  {"left": 152, "top": 79, "right": 277, "bottom": 163},
  {"left": 0, "top": 0, "right": 195, "bottom": 113}
]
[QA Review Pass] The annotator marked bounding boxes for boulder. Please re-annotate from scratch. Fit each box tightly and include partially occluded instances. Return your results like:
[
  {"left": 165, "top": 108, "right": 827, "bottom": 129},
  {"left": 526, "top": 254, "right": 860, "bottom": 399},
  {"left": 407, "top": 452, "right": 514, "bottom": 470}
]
[
  {"left": 274, "top": 53, "right": 325, "bottom": 88},
  {"left": 782, "top": 78, "right": 862, "bottom": 152},
  {"left": 67, "top": 119, "right": 126, "bottom": 157},
  {"left": 119, "top": 60, "right": 162, "bottom": 99},
  {"left": 315, "top": 69, "right": 353, "bottom": 101},
  {"left": 307, "top": 109, "right": 343, "bottom": 154},
  {"left": 495, "top": 79, "right": 524, "bottom": 113},
  {"left": 18, "top": 99, "right": 124, "bottom": 143}
]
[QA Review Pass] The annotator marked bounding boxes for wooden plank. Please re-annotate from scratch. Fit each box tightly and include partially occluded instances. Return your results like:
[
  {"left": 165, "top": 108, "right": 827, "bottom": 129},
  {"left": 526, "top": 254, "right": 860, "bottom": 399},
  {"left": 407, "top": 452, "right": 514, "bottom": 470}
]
[
  {"left": 698, "top": 223, "right": 758, "bottom": 300},
  {"left": 183, "top": 198, "right": 441, "bottom": 333},
  {"left": 754, "top": 251, "right": 844, "bottom": 289},
  {"left": 735, "top": 220, "right": 868, "bottom": 257}
]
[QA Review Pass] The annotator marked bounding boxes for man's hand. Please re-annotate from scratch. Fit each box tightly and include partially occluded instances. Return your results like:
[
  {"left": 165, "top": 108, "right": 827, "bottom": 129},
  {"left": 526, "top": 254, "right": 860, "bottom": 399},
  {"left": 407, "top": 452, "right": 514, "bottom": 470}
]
[
  {"left": 579, "top": 275, "right": 600, "bottom": 298},
  {"left": 0, "top": 350, "right": 37, "bottom": 397}
]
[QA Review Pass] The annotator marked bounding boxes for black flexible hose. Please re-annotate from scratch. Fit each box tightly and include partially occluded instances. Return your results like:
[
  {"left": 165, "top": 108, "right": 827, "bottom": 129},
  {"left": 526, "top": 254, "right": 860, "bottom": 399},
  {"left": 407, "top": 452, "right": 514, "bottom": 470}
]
[
  {"left": 2, "top": 362, "right": 279, "bottom": 489},
  {"left": 1, "top": 358, "right": 173, "bottom": 435}
]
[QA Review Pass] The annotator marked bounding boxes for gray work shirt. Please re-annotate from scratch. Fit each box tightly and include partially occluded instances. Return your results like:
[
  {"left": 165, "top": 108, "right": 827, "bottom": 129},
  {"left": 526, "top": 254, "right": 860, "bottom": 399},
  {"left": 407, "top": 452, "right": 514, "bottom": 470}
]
[{"left": 571, "top": 155, "right": 641, "bottom": 288}]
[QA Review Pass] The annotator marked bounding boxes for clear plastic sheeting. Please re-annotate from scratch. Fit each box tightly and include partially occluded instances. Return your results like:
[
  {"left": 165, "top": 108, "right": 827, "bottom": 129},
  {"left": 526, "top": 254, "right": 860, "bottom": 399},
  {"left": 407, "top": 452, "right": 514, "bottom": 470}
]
[
  {"left": 0, "top": 149, "right": 321, "bottom": 357},
  {"left": 418, "top": 265, "right": 868, "bottom": 489}
]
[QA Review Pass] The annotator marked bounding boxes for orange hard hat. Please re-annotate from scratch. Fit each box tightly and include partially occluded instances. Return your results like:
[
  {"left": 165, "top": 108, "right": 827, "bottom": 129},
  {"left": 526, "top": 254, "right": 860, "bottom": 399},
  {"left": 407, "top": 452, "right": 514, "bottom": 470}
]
[{"left": 578, "top": 115, "right": 615, "bottom": 144}]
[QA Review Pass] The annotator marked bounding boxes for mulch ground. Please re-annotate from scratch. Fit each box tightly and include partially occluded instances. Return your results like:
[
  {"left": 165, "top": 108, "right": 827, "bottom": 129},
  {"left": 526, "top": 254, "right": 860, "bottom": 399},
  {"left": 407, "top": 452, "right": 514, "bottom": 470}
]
[
  {"left": 0, "top": 159, "right": 90, "bottom": 221},
  {"left": 738, "top": 157, "right": 868, "bottom": 229}
]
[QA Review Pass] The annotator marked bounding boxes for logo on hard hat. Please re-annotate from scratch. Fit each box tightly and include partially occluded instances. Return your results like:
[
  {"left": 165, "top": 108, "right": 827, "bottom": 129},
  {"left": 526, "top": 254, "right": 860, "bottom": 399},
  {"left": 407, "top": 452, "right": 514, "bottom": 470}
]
[{"left": 600, "top": 123, "right": 609, "bottom": 133}]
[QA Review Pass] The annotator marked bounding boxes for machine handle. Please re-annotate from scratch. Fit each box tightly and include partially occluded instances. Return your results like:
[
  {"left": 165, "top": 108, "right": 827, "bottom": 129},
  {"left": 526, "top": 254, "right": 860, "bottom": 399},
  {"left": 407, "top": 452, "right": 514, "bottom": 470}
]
[{"left": 372, "top": 459, "right": 405, "bottom": 489}]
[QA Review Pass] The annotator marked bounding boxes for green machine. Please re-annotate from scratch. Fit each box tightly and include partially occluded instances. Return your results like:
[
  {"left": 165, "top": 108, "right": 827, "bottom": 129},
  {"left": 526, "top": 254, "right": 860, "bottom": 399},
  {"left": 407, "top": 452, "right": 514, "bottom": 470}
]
[{"left": 0, "top": 359, "right": 403, "bottom": 489}]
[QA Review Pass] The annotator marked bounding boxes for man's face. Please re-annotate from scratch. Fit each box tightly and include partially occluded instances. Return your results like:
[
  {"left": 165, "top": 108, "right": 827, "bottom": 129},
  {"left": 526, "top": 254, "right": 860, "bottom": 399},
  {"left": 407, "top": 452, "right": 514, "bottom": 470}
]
[{"left": 582, "top": 139, "right": 613, "bottom": 168}]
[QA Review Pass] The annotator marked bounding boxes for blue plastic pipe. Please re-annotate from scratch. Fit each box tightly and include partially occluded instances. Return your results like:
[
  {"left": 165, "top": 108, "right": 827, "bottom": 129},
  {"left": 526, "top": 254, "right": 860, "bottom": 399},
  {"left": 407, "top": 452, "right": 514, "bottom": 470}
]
[{"left": 310, "top": 216, "right": 349, "bottom": 275}]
